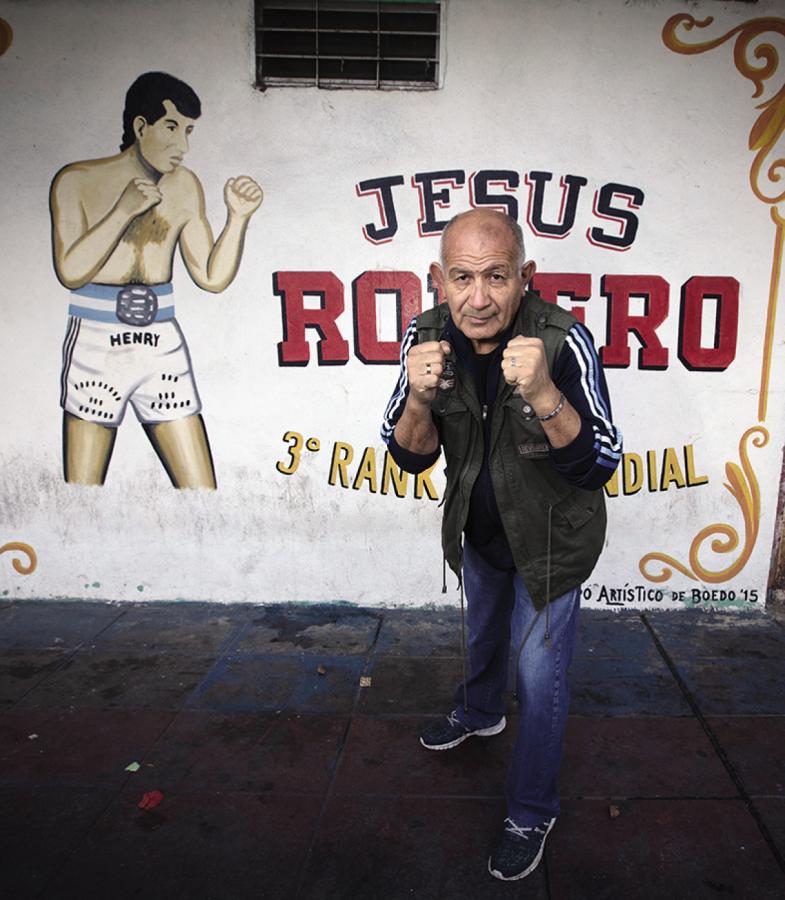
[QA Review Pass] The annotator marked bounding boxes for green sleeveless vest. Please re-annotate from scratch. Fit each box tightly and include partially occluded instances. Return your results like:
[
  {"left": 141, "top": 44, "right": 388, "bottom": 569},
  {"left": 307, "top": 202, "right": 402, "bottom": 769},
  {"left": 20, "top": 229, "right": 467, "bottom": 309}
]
[{"left": 416, "top": 291, "right": 607, "bottom": 609}]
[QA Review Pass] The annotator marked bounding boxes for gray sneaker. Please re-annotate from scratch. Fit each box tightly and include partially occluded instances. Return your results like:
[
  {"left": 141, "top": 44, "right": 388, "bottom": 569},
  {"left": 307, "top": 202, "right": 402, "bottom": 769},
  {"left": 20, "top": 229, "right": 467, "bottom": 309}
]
[
  {"left": 488, "top": 817, "right": 556, "bottom": 880},
  {"left": 419, "top": 709, "right": 506, "bottom": 750}
]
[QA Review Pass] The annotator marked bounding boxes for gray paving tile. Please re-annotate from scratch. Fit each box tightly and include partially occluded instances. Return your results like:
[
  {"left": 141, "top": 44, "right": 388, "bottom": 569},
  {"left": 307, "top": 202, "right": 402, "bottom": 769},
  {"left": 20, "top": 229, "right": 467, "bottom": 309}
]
[
  {"left": 677, "top": 657, "right": 785, "bottom": 715},
  {"left": 357, "top": 657, "right": 465, "bottom": 715},
  {"left": 575, "top": 612, "right": 660, "bottom": 661},
  {"left": 0, "top": 653, "right": 68, "bottom": 708},
  {"left": 231, "top": 605, "right": 380, "bottom": 655},
  {"left": 89, "top": 602, "right": 246, "bottom": 653},
  {"left": 569, "top": 655, "right": 690, "bottom": 716},
  {"left": 187, "top": 653, "right": 365, "bottom": 713},
  {"left": 571, "top": 653, "right": 674, "bottom": 681},
  {"left": 646, "top": 609, "right": 785, "bottom": 659},
  {"left": 15, "top": 651, "right": 217, "bottom": 711},
  {"left": 0, "top": 600, "right": 122, "bottom": 651},
  {"left": 374, "top": 608, "right": 464, "bottom": 657}
]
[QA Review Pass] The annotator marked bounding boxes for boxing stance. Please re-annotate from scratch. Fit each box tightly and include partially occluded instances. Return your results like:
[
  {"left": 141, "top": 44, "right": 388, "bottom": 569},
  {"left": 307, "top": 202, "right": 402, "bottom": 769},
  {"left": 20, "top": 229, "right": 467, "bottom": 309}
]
[{"left": 50, "top": 71, "right": 262, "bottom": 488}]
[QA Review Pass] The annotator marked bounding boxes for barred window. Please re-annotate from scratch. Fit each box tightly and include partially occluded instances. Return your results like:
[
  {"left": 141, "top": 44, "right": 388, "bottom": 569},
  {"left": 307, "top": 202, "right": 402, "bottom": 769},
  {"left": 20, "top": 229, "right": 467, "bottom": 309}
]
[{"left": 255, "top": 0, "right": 441, "bottom": 90}]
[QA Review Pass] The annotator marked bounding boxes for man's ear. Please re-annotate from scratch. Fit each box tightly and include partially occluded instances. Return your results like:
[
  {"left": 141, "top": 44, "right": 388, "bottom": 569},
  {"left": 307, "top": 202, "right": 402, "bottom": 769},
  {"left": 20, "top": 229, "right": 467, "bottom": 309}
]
[
  {"left": 133, "top": 116, "right": 147, "bottom": 141},
  {"left": 521, "top": 260, "right": 537, "bottom": 289},
  {"left": 429, "top": 262, "right": 445, "bottom": 296}
]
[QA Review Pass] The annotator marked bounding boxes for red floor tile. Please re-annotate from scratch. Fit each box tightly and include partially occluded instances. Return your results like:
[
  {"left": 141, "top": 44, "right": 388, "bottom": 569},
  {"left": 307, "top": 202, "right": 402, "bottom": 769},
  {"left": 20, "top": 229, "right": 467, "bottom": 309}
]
[
  {"left": 561, "top": 717, "right": 735, "bottom": 799},
  {"left": 43, "top": 791, "right": 319, "bottom": 900},
  {"left": 134, "top": 710, "right": 347, "bottom": 795},
  {"left": 0, "top": 708, "right": 175, "bottom": 786},
  {"left": 301, "top": 795, "right": 548, "bottom": 899},
  {"left": 0, "top": 785, "right": 115, "bottom": 899},
  {"left": 547, "top": 798, "right": 785, "bottom": 899},
  {"left": 756, "top": 798, "right": 785, "bottom": 858},
  {"left": 333, "top": 715, "right": 512, "bottom": 798},
  {"left": 707, "top": 717, "right": 785, "bottom": 797}
]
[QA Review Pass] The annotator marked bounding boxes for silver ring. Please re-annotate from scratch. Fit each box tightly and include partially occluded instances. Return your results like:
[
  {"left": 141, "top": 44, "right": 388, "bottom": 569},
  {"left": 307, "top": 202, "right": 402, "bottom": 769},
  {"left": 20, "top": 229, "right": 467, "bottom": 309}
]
[
  {"left": 425, "top": 362, "right": 432, "bottom": 375},
  {"left": 510, "top": 358, "right": 517, "bottom": 368}
]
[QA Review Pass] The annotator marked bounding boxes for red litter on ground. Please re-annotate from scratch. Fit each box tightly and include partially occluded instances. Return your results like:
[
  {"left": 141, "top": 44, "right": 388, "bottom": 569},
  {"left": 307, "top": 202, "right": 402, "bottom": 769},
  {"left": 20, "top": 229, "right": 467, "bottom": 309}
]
[{"left": 138, "top": 790, "right": 164, "bottom": 810}]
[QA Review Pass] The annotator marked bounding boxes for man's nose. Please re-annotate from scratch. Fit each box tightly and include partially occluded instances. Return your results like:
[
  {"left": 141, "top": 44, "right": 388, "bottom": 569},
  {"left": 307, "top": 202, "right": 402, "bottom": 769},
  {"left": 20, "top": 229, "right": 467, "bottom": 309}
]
[
  {"left": 467, "top": 280, "right": 490, "bottom": 308},
  {"left": 176, "top": 131, "right": 189, "bottom": 153}
]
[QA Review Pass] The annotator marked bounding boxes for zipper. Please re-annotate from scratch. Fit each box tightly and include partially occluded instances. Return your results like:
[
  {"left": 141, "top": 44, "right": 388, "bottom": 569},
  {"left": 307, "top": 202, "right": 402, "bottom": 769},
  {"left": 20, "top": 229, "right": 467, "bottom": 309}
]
[{"left": 482, "top": 403, "right": 488, "bottom": 421}]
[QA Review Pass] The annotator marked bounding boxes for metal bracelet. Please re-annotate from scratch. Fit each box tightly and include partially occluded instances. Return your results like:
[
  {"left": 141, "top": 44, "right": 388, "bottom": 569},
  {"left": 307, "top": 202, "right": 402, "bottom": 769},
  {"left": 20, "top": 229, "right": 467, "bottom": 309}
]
[{"left": 536, "top": 392, "right": 565, "bottom": 422}]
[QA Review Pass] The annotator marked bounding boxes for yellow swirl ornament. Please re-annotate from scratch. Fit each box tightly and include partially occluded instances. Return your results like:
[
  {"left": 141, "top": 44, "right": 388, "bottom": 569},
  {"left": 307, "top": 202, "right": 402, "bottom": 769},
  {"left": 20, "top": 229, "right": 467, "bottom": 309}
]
[
  {"left": 644, "top": 15, "right": 785, "bottom": 585},
  {"left": 0, "top": 542, "right": 37, "bottom": 575},
  {"left": 640, "top": 427, "right": 767, "bottom": 583},
  {"left": 663, "top": 14, "right": 785, "bottom": 205}
]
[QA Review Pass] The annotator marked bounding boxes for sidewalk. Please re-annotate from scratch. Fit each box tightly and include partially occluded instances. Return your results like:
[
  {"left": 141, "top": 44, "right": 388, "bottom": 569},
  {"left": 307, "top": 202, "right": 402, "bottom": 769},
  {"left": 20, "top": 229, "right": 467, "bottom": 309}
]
[{"left": 1, "top": 599, "right": 784, "bottom": 899}]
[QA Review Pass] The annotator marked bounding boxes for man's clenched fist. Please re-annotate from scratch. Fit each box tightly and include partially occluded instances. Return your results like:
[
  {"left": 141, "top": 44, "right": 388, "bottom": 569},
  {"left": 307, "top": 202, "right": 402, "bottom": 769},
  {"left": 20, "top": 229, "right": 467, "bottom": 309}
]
[
  {"left": 501, "top": 335, "right": 556, "bottom": 408},
  {"left": 407, "top": 340, "right": 452, "bottom": 404}
]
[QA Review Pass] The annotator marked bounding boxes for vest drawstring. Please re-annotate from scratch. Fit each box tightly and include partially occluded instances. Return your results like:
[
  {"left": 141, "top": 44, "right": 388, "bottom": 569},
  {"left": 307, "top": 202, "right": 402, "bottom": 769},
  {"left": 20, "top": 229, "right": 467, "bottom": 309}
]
[
  {"left": 458, "top": 572, "right": 468, "bottom": 714},
  {"left": 544, "top": 503, "right": 553, "bottom": 648},
  {"left": 442, "top": 555, "right": 447, "bottom": 594}
]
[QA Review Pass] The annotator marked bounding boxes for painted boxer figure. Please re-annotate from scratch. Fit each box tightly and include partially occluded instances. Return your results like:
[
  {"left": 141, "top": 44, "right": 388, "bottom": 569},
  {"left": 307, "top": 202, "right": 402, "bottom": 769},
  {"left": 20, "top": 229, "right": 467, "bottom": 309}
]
[{"left": 50, "top": 71, "right": 262, "bottom": 488}]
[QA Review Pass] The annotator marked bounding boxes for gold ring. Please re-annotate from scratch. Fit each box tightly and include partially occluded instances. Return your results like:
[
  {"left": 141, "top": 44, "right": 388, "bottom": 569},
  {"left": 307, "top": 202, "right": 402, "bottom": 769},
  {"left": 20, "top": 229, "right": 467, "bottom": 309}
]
[{"left": 425, "top": 362, "right": 432, "bottom": 375}]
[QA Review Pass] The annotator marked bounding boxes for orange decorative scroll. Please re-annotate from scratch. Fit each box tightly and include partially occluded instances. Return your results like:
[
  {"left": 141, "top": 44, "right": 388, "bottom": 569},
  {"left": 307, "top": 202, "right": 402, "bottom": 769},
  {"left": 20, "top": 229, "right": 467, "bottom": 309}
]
[
  {"left": 0, "top": 542, "right": 37, "bottom": 575},
  {"left": 640, "top": 427, "right": 767, "bottom": 583},
  {"left": 642, "top": 15, "right": 785, "bottom": 584}
]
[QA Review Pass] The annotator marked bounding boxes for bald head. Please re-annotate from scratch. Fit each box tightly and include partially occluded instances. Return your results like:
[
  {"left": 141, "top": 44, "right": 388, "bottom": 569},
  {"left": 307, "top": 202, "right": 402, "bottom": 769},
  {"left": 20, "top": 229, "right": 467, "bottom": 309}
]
[
  {"left": 429, "top": 208, "right": 536, "bottom": 353},
  {"left": 439, "top": 209, "right": 526, "bottom": 270}
]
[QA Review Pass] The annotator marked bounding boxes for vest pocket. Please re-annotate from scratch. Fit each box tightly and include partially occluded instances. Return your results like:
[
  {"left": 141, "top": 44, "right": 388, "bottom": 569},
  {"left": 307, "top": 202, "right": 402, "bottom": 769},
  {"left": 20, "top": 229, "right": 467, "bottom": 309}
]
[
  {"left": 434, "top": 398, "right": 471, "bottom": 468},
  {"left": 552, "top": 489, "right": 603, "bottom": 529},
  {"left": 502, "top": 396, "right": 550, "bottom": 460}
]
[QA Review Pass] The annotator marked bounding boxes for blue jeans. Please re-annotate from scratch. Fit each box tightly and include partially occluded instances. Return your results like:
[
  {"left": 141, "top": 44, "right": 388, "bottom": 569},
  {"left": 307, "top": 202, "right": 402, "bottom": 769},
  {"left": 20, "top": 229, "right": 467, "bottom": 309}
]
[{"left": 454, "top": 540, "right": 580, "bottom": 826}]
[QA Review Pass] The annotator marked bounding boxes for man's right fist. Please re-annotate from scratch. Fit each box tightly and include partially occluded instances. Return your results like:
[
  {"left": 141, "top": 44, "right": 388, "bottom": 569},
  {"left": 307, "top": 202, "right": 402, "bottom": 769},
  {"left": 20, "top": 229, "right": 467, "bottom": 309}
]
[
  {"left": 118, "top": 177, "right": 162, "bottom": 218},
  {"left": 407, "top": 340, "right": 452, "bottom": 403}
]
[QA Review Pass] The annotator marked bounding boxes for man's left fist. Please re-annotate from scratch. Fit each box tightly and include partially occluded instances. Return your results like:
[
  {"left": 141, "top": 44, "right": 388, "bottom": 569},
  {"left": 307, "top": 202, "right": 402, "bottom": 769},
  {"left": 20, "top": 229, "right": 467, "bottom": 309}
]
[
  {"left": 501, "top": 335, "right": 553, "bottom": 405},
  {"left": 224, "top": 176, "right": 264, "bottom": 218}
]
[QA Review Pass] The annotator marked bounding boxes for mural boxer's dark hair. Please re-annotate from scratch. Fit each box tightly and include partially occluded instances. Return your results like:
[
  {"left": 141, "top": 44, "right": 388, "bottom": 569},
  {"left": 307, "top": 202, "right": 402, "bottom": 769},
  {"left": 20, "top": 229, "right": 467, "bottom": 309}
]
[{"left": 120, "top": 71, "right": 201, "bottom": 151}]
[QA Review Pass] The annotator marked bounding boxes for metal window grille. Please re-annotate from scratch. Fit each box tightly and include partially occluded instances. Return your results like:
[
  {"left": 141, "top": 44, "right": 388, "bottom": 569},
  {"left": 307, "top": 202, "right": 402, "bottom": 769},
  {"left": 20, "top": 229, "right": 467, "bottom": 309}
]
[{"left": 255, "top": 0, "right": 441, "bottom": 90}]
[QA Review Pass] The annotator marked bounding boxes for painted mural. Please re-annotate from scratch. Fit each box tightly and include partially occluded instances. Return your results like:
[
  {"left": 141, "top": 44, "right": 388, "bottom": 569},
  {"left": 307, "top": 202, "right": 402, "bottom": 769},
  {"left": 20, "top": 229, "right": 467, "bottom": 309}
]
[
  {"left": 637, "top": 14, "right": 785, "bottom": 592},
  {"left": 265, "top": 9, "right": 785, "bottom": 609},
  {"left": 2, "top": 0, "right": 785, "bottom": 607},
  {"left": 50, "top": 71, "right": 263, "bottom": 488}
]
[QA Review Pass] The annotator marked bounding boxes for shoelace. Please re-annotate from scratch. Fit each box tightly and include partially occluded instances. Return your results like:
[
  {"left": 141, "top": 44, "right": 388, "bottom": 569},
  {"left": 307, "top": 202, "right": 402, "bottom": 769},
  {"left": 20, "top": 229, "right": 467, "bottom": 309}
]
[{"left": 503, "top": 817, "right": 546, "bottom": 840}]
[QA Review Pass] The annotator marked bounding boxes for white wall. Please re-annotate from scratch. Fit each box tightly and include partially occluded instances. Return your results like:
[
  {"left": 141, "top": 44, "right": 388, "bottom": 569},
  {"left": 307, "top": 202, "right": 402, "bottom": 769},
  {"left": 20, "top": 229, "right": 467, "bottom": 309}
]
[{"left": 1, "top": 0, "right": 784, "bottom": 610}]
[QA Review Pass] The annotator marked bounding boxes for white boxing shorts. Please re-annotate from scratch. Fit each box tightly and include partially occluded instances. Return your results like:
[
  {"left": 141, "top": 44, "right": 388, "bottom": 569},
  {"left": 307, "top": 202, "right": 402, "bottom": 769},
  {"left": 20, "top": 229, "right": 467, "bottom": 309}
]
[{"left": 60, "top": 283, "right": 202, "bottom": 426}]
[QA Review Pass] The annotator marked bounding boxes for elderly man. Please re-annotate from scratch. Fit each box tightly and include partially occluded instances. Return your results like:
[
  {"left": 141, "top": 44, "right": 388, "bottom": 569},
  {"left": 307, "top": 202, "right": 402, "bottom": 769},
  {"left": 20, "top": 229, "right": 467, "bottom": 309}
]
[{"left": 381, "top": 209, "right": 621, "bottom": 881}]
